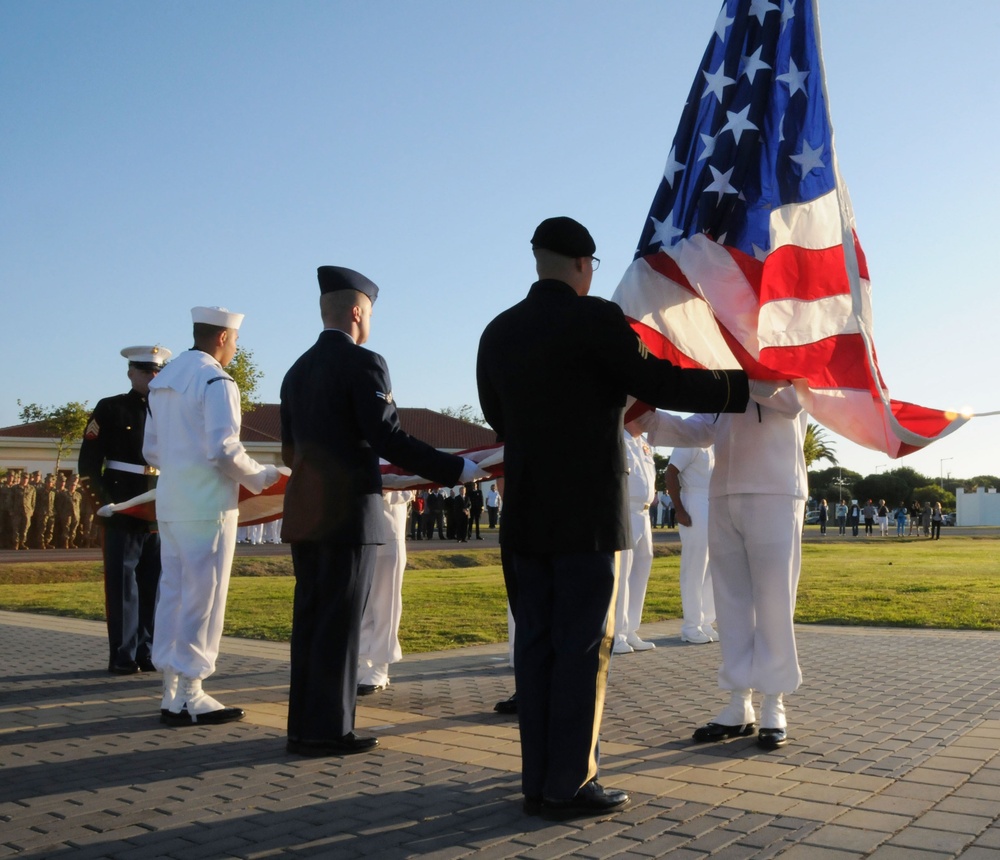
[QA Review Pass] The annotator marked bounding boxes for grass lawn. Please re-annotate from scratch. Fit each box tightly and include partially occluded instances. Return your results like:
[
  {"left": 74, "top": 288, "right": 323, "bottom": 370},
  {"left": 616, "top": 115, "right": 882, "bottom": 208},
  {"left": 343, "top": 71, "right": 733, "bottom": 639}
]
[{"left": 1, "top": 536, "right": 998, "bottom": 653}]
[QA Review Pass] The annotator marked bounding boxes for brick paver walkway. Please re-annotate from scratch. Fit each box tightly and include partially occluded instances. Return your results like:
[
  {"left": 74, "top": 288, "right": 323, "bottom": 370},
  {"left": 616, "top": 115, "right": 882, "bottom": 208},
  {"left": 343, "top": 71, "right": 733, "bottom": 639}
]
[{"left": 3, "top": 610, "right": 1000, "bottom": 859}]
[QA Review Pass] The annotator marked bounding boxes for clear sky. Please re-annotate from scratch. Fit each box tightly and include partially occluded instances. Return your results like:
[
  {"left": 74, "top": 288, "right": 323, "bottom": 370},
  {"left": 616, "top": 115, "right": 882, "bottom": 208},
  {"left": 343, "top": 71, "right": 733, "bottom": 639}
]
[{"left": 2, "top": 1, "right": 997, "bottom": 485}]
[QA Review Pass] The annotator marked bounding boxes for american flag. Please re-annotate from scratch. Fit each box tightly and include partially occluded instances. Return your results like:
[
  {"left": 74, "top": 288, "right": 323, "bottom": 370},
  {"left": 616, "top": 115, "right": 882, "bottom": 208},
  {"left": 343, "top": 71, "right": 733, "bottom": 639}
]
[{"left": 612, "top": 0, "right": 966, "bottom": 457}]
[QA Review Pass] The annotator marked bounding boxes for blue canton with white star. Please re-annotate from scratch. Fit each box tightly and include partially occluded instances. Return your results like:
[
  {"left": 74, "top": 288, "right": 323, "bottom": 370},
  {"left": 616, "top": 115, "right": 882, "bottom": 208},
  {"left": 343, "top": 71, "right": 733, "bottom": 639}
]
[{"left": 635, "top": 0, "right": 834, "bottom": 262}]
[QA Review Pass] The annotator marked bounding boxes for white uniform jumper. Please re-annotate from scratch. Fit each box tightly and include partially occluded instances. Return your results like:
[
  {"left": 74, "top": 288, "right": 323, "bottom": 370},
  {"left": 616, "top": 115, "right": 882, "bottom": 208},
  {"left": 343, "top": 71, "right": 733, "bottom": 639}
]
[
  {"left": 646, "top": 390, "right": 806, "bottom": 730},
  {"left": 669, "top": 446, "right": 717, "bottom": 642},
  {"left": 613, "top": 430, "right": 657, "bottom": 653},
  {"left": 144, "top": 349, "right": 276, "bottom": 716},
  {"left": 357, "top": 489, "right": 413, "bottom": 687}
]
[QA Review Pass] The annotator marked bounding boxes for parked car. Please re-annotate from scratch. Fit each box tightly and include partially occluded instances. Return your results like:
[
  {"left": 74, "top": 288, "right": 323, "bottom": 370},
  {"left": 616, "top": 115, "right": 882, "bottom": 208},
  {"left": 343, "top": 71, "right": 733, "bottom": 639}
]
[
  {"left": 941, "top": 513, "right": 956, "bottom": 526},
  {"left": 804, "top": 510, "right": 821, "bottom": 525}
]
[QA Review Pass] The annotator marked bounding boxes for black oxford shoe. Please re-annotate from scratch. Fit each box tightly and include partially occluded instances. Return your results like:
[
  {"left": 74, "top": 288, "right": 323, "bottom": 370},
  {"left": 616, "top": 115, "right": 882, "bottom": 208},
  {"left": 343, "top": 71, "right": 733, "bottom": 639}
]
[
  {"left": 108, "top": 662, "right": 141, "bottom": 675},
  {"left": 162, "top": 707, "right": 245, "bottom": 727},
  {"left": 286, "top": 733, "right": 379, "bottom": 757},
  {"left": 357, "top": 683, "right": 386, "bottom": 696},
  {"left": 494, "top": 691, "right": 518, "bottom": 714},
  {"left": 523, "top": 796, "right": 543, "bottom": 816},
  {"left": 756, "top": 727, "right": 788, "bottom": 750},
  {"left": 542, "top": 780, "right": 630, "bottom": 819},
  {"left": 692, "top": 722, "right": 756, "bottom": 743}
]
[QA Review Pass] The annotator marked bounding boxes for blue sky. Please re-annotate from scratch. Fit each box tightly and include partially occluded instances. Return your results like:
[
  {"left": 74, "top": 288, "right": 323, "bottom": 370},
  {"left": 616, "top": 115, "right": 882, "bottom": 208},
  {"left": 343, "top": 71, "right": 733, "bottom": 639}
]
[{"left": 2, "top": 1, "right": 997, "bottom": 485}]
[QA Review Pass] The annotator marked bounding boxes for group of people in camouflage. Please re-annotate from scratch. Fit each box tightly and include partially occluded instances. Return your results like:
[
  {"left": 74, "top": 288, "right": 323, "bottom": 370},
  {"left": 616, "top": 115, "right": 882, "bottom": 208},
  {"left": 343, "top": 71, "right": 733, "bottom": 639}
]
[{"left": 0, "top": 469, "right": 94, "bottom": 550}]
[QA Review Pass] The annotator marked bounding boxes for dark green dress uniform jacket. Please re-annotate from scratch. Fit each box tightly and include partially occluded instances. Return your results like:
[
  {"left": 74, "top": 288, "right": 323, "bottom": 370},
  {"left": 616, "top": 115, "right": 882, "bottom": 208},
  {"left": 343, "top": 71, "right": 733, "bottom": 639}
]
[{"left": 476, "top": 279, "right": 748, "bottom": 555}]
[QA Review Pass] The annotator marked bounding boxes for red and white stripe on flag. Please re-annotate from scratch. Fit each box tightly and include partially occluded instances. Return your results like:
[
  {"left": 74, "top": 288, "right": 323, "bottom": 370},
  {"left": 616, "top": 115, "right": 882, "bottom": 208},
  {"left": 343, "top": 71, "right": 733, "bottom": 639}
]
[{"left": 614, "top": 185, "right": 967, "bottom": 458}]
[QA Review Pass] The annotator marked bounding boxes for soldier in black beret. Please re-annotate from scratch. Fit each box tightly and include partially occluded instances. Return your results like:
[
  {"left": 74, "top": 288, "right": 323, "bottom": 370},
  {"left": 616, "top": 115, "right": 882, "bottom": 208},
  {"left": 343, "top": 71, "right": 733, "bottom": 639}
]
[{"left": 477, "top": 216, "right": 749, "bottom": 818}]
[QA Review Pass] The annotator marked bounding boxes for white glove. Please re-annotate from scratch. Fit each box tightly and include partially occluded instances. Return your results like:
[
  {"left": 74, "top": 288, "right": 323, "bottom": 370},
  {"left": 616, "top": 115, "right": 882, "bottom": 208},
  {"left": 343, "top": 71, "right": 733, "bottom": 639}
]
[
  {"left": 749, "top": 380, "right": 786, "bottom": 403},
  {"left": 261, "top": 464, "right": 282, "bottom": 489},
  {"left": 627, "top": 409, "right": 657, "bottom": 434},
  {"left": 459, "top": 457, "right": 491, "bottom": 484}
]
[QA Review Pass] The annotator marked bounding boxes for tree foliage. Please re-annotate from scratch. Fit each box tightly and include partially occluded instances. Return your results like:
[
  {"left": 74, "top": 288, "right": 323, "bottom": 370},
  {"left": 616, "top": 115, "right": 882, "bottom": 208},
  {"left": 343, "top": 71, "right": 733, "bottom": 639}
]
[
  {"left": 440, "top": 405, "right": 485, "bottom": 426},
  {"left": 803, "top": 422, "right": 837, "bottom": 468},
  {"left": 17, "top": 399, "right": 90, "bottom": 474},
  {"left": 653, "top": 451, "right": 669, "bottom": 492},
  {"left": 227, "top": 347, "right": 263, "bottom": 414}
]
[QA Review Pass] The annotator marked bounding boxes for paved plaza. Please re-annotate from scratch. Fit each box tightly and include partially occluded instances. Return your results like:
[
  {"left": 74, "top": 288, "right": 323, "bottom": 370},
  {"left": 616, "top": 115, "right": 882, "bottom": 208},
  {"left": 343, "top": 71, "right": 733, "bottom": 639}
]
[{"left": 4, "top": 608, "right": 1000, "bottom": 859}]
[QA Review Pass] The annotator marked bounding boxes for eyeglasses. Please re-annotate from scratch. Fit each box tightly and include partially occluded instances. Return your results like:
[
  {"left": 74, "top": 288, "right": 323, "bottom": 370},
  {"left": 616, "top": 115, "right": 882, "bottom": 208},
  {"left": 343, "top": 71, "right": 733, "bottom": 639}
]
[{"left": 590, "top": 256, "right": 601, "bottom": 271}]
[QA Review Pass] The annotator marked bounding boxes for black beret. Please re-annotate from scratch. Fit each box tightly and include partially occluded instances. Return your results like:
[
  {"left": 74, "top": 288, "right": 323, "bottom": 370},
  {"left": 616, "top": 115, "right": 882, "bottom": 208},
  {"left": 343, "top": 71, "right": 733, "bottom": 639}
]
[
  {"left": 317, "top": 266, "right": 379, "bottom": 304},
  {"left": 530, "top": 216, "right": 596, "bottom": 258}
]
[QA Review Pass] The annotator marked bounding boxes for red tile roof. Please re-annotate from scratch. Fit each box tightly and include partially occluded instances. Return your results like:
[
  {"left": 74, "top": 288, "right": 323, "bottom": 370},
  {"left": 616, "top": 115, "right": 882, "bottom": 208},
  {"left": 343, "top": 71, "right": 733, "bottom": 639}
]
[{"left": 0, "top": 406, "right": 496, "bottom": 452}]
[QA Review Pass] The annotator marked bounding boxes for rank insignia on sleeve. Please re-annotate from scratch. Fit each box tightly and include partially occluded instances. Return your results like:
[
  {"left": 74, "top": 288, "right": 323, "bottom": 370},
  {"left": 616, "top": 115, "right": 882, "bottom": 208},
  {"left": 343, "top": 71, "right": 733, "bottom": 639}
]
[
  {"left": 84, "top": 419, "right": 100, "bottom": 440},
  {"left": 376, "top": 390, "right": 394, "bottom": 404},
  {"left": 636, "top": 338, "right": 650, "bottom": 360}
]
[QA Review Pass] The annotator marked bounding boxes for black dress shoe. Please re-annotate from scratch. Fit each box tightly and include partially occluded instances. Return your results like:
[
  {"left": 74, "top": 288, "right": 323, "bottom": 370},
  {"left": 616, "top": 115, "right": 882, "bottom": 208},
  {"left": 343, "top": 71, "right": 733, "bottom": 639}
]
[
  {"left": 161, "top": 707, "right": 245, "bottom": 727},
  {"left": 108, "top": 662, "right": 141, "bottom": 675},
  {"left": 357, "top": 683, "right": 386, "bottom": 696},
  {"left": 756, "top": 727, "right": 788, "bottom": 749},
  {"left": 494, "top": 691, "right": 518, "bottom": 714},
  {"left": 286, "top": 733, "right": 379, "bottom": 757},
  {"left": 159, "top": 708, "right": 189, "bottom": 723},
  {"left": 543, "top": 780, "right": 630, "bottom": 818},
  {"left": 523, "top": 796, "right": 543, "bottom": 816},
  {"left": 692, "top": 722, "right": 756, "bottom": 743},
  {"left": 137, "top": 658, "right": 157, "bottom": 673}
]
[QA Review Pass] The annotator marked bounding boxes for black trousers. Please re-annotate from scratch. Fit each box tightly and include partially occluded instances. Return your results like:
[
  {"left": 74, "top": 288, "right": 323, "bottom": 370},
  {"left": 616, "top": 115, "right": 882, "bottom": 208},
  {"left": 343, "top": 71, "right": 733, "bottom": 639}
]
[
  {"left": 512, "top": 550, "right": 616, "bottom": 801},
  {"left": 287, "top": 542, "right": 376, "bottom": 741},
  {"left": 103, "top": 527, "right": 161, "bottom": 668}
]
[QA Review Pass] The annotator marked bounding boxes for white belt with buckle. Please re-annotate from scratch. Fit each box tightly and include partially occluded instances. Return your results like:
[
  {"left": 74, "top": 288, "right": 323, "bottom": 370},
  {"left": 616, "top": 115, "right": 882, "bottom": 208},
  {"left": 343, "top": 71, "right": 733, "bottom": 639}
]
[{"left": 106, "top": 460, "right": 159, "bottom": 476}]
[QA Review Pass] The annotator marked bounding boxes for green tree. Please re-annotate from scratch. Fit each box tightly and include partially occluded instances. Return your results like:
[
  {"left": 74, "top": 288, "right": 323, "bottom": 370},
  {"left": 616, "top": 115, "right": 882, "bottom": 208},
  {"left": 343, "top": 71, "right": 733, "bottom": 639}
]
[
  {"left": 803, "top": 422, "right": 837, "bottom": 469},
  {"left": 653, "top": 451, "right": 669, "bottom": 493},
  {"left": 227, "top": 347, "right": 263, "bottom": 414},
  {"left": 440, "top": 405, "right": 486, "bottom": 426},
  {"left": 912, "top": 484, "right": 956, "bottom": 509},
  {"left": 17, "top": 399, "right": 90, "bottom": 474}
]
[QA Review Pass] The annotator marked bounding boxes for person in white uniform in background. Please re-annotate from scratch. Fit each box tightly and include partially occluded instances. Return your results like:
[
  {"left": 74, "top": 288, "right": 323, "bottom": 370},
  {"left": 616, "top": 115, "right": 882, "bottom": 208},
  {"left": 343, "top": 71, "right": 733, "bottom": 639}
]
[
  {"left": 612, "top": 420, "right": 657, "bottom": 655},
  {"left": 144, "top": 305, "right": 281, "bottom": 726},
  {"left": 665, "top": 446, "right": 717, "bottom": 645},
  {"left": 638, "top": 385, "right": 805, "bottom": 751},
  {"left": 357, "top": 488, "right": 414, "bottom": 695}
]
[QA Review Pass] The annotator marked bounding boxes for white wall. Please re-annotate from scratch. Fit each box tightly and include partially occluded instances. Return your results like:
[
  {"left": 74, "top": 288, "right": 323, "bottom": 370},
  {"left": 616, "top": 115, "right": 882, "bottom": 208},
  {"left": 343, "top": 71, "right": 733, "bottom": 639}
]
[{"left": 956, "top": 487, "right": 1000, "bottom": 526}]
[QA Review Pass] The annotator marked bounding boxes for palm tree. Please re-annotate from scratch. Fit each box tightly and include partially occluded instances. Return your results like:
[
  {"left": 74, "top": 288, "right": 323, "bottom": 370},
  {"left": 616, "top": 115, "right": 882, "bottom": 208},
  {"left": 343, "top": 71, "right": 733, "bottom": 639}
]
[{"left": 803, "top": 422, "right": 837, "bottom": 469}]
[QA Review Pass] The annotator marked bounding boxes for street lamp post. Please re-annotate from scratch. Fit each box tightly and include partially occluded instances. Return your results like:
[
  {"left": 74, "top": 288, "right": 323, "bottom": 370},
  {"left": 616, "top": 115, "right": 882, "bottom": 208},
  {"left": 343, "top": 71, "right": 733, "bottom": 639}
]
[{"left": 940, "top": 458, "right": 953, "bottom": 489}]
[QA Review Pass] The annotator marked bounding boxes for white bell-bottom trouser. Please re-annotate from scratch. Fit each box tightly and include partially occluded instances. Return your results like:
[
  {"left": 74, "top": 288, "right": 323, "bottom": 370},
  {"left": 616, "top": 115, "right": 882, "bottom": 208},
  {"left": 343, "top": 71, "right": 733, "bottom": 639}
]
[
  {"left": 153, "top": 512, "right": 238, "bottom": 680},
  {"left": 614, "top": 505, "right": 654, "bottom": 644},
  {"left": 677, "top": 490, "right": 715, "bottom": 638},
  {"left": 358, "top": 538, "right": 406, "bottom": 685},
  {"left": 710, "top": 494, "right": 803, "bottom": 696}
]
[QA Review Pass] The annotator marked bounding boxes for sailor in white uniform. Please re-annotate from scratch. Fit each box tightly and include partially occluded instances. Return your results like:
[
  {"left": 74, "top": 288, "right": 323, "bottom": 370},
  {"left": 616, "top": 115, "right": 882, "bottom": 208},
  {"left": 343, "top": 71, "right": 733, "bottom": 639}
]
[
  {"left": 639, "top": 385, "right": 806, "bottom": 750},
  {"left": 357, "top": 488, "right": 413, "bottom": 693},
  {"left": 612, "top": 423, "right": 657, "bottom": 654},
  {"left": 144, "top": 305, "right": 280, "bottom": 726},
  {"left": 665, "top": 446, "right": 717, "bottom": 644}
]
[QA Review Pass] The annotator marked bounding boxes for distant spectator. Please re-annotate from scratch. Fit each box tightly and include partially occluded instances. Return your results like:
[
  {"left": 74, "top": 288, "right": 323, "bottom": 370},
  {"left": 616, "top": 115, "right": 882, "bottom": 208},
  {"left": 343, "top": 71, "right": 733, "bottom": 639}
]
[
  {"left": 931, "top": 502, "right": 943, "bottom": 540},
  {"left": 862, "top": 500, "right": 876, "bottom": 536},
  {"left": 894, "top": 502, "right": 907, "bottom": 537},
  {"left": 835, "top": 500, "right": 847, "bottom": 535}
]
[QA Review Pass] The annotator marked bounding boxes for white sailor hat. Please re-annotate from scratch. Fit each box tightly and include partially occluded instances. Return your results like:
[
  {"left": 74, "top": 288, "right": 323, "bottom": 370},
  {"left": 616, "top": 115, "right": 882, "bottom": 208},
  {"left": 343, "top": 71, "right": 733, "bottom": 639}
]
[
  {"left": 191, "top": 306, "right": 245, "bottom": 329},
  {"left": 120, "top": 345, "right": 172, "bottom": 368}
]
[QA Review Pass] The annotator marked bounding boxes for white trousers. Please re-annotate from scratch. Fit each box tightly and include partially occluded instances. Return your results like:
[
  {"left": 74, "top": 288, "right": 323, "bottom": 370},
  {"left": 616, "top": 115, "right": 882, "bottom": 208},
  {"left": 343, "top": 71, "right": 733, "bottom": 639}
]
[
  {"left": 614, "top": 506, "right": 653, "bottom": 644},
  {"left": 710, "top": 494, "right": 803, "bottom": 695},
  {"left": 153, "top": 512, "right": 238, "bottom": 680},
  {"left": 678, "top": 491, "right": 715, "bottom": 638},
  {"left": 358, "top": 538, "right": 406, "bottom": 685}
]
